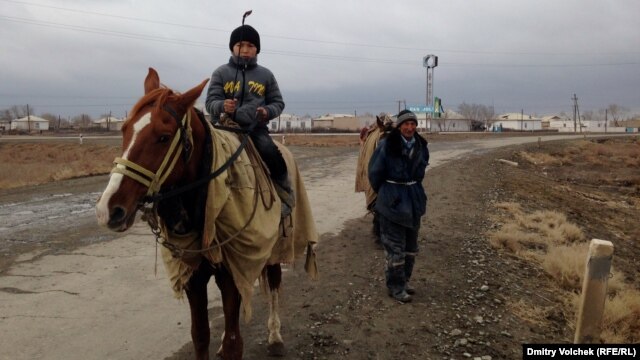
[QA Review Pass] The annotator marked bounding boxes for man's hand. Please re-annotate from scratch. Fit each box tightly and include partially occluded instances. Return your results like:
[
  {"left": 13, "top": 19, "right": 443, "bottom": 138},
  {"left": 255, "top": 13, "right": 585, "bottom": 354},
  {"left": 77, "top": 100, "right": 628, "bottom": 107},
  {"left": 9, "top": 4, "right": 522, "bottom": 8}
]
[{"left": 223, "top": 99, "right": 238, "bottom": 114}]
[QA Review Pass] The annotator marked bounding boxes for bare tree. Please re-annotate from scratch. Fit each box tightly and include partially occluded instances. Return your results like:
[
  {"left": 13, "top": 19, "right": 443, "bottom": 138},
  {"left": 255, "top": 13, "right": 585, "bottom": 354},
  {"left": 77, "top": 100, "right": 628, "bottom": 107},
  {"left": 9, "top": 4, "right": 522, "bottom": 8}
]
[
  {"left": 0, "top": 109, "right": 12, "bottom": 123},
  {"left": 581, "top": 110, "right": 594, "bottom": 121},
  {"left": 9, "top": 105, "right": 31, "bottom": 119},
  {"left": 458, "top": 102, "right": 495, "bottom": 131},
  {"left": 71, "top": 114, "right": 93, "bottom": 129},
  {"left": 606, "top": 104, "right": 629, "bottom": 126}
]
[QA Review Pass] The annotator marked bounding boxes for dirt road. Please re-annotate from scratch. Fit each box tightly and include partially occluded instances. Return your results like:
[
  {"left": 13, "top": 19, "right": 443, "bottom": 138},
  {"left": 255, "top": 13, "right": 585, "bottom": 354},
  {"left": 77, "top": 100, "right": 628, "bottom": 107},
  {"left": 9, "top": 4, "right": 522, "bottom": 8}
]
[{"left": 0, "top": 134, "right": 631, "bottom": 359}]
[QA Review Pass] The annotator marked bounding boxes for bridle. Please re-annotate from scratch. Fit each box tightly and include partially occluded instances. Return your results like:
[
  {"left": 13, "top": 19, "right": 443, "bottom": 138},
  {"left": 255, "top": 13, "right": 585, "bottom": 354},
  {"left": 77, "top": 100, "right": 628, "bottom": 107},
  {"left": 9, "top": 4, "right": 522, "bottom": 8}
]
[
  {"left": 111, "top": 106, "right": 193, "bottom": 199},
  {"left": 109, "top": 103, "right": 267, "bottom": 260}
]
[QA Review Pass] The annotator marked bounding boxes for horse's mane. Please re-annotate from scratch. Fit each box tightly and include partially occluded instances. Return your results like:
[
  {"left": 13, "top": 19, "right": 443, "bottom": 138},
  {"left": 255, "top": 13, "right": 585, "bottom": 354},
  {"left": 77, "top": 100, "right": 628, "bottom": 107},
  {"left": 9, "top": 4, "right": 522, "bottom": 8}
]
[{"left": 124, "top": 86, "right": 182, "bottom": 125}]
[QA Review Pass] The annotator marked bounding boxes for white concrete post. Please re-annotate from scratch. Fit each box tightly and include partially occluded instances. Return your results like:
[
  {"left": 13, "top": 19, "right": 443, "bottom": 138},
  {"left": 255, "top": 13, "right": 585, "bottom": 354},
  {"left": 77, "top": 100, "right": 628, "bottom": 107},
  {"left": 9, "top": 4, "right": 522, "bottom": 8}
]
[{"left": 574, "top": 239, "right": 614, "bottom": 343}]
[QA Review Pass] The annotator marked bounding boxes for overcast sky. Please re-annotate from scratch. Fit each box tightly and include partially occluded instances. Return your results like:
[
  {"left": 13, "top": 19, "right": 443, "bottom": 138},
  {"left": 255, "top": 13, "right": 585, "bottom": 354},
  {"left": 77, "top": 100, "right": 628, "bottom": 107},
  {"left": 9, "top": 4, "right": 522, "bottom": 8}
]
[{"left": 1, "top": 0, "right": 639, "bottom": 120}]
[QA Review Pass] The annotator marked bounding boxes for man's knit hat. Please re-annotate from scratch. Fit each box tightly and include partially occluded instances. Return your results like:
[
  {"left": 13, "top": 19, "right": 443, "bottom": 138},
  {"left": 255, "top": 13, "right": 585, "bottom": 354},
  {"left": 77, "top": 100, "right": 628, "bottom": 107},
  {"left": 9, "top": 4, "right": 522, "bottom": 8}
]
[
  {"left": 229, "top": 25, "right": 261, "bottom": 54},
  {"left": 396, "top": 110, "right": 418, "bottom": 127}
]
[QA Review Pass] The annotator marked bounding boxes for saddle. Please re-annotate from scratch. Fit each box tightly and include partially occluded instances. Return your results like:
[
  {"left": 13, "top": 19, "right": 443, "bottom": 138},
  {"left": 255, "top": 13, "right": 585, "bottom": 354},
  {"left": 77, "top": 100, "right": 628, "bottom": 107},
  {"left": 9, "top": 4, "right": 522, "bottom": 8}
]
[{"left": 216, "top": 113, "right": 295, "bottom": 217}]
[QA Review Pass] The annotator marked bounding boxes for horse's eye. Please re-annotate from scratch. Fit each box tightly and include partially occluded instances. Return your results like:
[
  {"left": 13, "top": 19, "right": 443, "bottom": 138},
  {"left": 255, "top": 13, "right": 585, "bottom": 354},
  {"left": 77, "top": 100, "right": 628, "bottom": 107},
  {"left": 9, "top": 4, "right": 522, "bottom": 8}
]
[{"left": 158, "top": 135, "right": 171, "bottom": 143}]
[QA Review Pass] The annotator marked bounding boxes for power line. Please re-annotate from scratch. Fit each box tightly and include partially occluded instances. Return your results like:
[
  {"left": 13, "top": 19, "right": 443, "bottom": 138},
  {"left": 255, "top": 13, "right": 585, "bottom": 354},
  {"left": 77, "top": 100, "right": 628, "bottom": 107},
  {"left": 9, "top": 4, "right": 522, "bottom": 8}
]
[
  {"left": 2, "top": 15, "right": 637, "bottom": 68},
  {"left": 2, "top": 0, "right": 640, "bottom": 57}
]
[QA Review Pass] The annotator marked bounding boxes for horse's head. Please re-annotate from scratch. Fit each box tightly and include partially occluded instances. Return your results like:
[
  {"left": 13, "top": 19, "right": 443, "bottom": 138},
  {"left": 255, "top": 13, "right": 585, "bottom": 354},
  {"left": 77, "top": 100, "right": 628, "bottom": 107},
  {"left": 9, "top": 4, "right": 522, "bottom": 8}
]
[
  {"left": 96, "top": 68, "right": 209, "bottom": 231},
  {"left": 376, "top": 113, "right": 394, "bottom": 133}
]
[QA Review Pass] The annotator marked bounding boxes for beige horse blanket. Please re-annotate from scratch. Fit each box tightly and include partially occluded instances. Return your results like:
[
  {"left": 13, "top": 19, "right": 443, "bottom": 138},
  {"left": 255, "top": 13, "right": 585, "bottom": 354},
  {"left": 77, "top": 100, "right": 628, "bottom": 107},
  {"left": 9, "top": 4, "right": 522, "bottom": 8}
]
[
  {"left": 159, "top": 122, "right": 318, "bottom": 321},
  {"left": 355, "top": 125, "right": 386, "bottom": 210}
]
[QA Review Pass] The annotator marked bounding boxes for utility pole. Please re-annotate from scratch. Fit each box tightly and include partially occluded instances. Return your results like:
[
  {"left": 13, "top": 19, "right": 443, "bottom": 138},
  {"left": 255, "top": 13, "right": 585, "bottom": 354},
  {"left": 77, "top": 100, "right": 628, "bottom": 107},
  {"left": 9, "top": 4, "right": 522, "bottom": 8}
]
[
  {"left": 572, "top": 94, "right": 580, "bottom": 133},
  {"left": 605, "top": 109, "right": 608, "bottom": 133},
  {"left": 27, "top": 104, "right": 31, "bottom": 133},
  {"left": 521, "top": 109, "right": 524, "bottom": 131},
  {"left": 397, "top": 100, "right": 405, "bottom": 114}
]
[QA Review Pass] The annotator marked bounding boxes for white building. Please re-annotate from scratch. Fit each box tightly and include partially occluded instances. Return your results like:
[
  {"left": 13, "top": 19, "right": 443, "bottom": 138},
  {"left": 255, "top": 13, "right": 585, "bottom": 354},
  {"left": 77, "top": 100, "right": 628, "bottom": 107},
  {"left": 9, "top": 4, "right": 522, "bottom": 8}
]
[
  {"left": 546, "top": 115, "right": 632, "bottom": 133},
  {"left": 489, "top": 113, "right": 542, "bottom": 132},
  {"left": 11, "top": 116, "right": 50, "bottom": 132},
  {"left": 267, "top": 114, "right": 312, "bottom": 132},
  {"left": 94, "top": 116, "right": 125, "bottom": 131}
]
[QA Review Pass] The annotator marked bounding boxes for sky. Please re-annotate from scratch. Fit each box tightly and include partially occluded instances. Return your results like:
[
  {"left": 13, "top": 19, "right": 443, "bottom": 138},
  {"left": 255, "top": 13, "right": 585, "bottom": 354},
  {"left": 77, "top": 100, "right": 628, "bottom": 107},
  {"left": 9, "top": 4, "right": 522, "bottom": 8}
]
[{"left": 1, "top": 0, "right": 639, "bottom": 120}]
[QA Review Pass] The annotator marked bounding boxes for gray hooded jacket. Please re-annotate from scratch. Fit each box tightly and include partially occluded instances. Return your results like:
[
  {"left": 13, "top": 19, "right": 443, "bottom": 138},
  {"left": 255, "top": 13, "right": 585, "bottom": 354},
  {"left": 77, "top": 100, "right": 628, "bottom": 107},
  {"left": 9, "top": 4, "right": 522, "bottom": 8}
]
[{"left": 205, "top": 56, "right": 285, "bottom": 124}]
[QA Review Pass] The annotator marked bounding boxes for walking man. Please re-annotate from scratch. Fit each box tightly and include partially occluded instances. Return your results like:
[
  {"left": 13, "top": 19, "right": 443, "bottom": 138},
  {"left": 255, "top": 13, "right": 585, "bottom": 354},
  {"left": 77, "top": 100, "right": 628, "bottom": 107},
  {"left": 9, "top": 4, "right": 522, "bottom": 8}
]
[{"left": 368, "top": 110, "right": 429, "bottom": 302}]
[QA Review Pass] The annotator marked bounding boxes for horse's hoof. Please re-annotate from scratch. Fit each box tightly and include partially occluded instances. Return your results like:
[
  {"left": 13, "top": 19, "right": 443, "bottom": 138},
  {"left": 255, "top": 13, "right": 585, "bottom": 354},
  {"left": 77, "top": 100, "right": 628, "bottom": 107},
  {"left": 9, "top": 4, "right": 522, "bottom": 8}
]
[{"left": 267, "top": 341, "right": 286, "bottom": 357}]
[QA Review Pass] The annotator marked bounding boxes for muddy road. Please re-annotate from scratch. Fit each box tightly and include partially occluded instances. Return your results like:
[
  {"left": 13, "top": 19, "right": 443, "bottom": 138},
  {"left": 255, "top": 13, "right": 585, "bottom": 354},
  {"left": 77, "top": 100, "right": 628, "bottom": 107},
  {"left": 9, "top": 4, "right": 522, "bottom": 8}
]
[{"left": 0, "top": 134, "right": 627, "bottom": 359}]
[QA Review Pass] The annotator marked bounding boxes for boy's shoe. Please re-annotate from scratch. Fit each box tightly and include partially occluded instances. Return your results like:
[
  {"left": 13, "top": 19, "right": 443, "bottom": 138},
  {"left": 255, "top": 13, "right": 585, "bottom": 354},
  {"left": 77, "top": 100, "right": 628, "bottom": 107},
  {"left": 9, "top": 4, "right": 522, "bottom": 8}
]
[{"left": 281, "top": 202, "right": 292, "bottom": 217}]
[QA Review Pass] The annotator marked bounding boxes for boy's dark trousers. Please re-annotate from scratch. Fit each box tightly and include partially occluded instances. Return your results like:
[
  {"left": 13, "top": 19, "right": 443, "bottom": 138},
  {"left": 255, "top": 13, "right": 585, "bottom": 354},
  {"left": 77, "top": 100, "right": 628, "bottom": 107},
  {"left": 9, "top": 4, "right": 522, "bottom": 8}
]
[{"left": 250, "top": 124, "right": 288, "bottom": 187}]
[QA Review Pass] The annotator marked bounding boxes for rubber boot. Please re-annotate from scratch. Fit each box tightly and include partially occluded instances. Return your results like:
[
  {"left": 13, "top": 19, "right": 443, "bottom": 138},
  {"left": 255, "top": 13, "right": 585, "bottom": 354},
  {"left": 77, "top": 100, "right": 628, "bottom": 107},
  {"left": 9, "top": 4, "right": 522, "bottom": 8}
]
[{"left": 386, "top": 264, "right": 411, "bottom": 303}]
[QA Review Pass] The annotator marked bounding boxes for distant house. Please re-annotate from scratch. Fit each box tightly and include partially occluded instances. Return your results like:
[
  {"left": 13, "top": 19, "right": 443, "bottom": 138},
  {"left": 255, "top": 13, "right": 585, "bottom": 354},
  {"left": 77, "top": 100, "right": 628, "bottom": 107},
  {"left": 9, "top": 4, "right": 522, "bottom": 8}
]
[
  {"left": 541, "top": 115, "right": 563, "bottom": 130},
  {"left": 94, "top": 116, "right": 125, "bottom": 131},
  {"left": 430, "top": 110, "right": 475, "bottom": 132},
  {"left": 489, "top": 113, "right": 542, "bottom": 131},
  {"left": 11, "top": 116, "right": 50, "bottom": 132},
  {"left": 312, "top": 114, "right": 362, "bottom": 131},
  {"left": 0, "top": 119, "right": 10, "bottom": 132},
  {"left": 545, "top": 115, "right": 633, "bottom": 133},
  {"left": 267, "top": 114, "right": 312, "bottom": 132}
]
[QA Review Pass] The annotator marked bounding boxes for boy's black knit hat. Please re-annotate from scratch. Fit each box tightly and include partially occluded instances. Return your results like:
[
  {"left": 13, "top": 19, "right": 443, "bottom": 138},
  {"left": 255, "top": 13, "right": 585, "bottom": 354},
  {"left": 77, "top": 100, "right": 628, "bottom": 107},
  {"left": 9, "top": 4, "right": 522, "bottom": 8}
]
[{"left": 229, "top": 25, "right": 260, "bottom": 54}]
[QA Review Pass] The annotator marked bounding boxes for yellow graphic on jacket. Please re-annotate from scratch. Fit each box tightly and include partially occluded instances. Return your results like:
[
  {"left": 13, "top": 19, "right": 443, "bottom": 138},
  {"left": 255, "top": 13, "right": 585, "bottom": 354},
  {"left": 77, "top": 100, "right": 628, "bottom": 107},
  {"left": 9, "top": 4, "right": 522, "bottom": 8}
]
[{"left": 223, "top": 80, "right": 266, "bottom": 97}]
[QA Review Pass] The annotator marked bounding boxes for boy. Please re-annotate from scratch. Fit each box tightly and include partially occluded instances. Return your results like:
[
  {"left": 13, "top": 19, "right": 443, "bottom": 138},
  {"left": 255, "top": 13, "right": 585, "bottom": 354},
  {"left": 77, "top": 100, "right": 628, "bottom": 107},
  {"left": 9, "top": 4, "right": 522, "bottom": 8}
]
[{"left": 205, "top": 24, "right": 294, "bottom": 215}]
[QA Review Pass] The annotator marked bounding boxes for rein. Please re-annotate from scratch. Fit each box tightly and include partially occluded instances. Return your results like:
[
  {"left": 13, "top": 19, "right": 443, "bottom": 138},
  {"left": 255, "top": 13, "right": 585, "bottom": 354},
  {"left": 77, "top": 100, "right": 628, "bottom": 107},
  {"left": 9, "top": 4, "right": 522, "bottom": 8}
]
[
  {"left": 111, "top": 109, "right": 192, "bottom": 198},
  {"left": 112, "top": 104, "right": 265, "bottom": 259},
  {"left": 112, "top": 106, "right": 255, "bottom": 204}
]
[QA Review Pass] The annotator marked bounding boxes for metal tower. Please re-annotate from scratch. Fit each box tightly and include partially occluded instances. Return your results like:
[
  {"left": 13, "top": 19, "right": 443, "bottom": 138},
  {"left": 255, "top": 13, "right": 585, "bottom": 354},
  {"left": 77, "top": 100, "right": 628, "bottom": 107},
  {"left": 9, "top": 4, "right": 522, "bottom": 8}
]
[{"left": 423, "top": 55, "right": 438, "bottom": 132}]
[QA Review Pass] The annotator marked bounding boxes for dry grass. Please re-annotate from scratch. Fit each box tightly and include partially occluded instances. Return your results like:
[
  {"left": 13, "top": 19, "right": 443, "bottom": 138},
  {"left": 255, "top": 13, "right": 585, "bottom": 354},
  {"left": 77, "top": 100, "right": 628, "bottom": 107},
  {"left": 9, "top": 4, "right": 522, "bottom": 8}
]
[
  {"left": 0, "top": 143, "right": 120, "bottom": 189},
  {"left": 600, "top": 290, "right": 640, "bottom": 343},
  {"left": 517, "top": 151, "right": 565, "bottom": 166},
  {"left": 507, "top": 298, "right": 556, "bottom": 327},
  {"left": 489, "top": 201, "right": 639, "bottom": 343}
]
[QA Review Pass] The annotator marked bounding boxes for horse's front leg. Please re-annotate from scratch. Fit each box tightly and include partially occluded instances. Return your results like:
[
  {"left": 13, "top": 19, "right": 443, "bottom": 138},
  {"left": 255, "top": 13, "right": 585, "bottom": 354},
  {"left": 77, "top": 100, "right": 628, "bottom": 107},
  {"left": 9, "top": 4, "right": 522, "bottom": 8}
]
[
  {"left": 186, "top": 264, "right": 214, "bottom": 360},
  {"left": 265, "top": 264, "right": 285, "bottom": 356},
  {"left": 214, "top": 265, "right": 243, "bottom": 360}
]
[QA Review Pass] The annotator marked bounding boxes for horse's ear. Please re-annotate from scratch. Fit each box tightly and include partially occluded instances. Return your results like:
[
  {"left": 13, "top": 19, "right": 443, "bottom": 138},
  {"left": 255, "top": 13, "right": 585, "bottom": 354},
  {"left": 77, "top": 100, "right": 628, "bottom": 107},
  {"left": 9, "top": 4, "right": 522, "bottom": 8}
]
[
  {"left": 144, "top": 68, "right": 160, "bottom": 94},
  {"left": 376, "top": 116, "right": 383, "bottom": 128},
  {"left": 178, "top": 79, "right": 210, "bottom": 109}
]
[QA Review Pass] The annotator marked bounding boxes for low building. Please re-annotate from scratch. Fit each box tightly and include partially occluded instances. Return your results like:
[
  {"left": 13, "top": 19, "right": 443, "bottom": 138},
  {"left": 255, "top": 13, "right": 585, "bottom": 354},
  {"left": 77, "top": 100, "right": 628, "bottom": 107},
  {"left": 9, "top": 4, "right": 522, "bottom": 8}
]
[
  {"left": 267, "top": 114, "right": 312, "bottom": 132},
  {"left": 94, "top": 116, "right": 125, "bottom": 131},
  {"left": 11, "top": 116, "right": 50, "bottom": 132},
  {"left": 0, "top": 119, "right": 10, "bottom": 132},
  {"left": 547, "top": 116, "right": 633, "bottom": 133},
  {"left": 312, "top": 114, "right": 361, "bottom": 131},
  {"left": 489, "top": 113, "right": 542, "bottom": 131}
]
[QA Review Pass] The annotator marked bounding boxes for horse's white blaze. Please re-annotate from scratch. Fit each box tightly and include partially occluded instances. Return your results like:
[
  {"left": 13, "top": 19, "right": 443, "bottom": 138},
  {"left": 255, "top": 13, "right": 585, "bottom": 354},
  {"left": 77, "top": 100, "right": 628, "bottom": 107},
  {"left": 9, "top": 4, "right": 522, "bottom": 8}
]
[{"left": 95, "top": 113, "right": 152, "bottom": 226}]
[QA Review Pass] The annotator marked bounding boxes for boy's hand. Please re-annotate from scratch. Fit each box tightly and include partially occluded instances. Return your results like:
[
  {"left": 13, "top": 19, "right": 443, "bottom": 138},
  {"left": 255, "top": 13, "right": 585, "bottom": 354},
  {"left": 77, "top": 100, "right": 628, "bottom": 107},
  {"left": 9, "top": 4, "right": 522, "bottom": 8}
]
[
  {"left": 256, "top": 107, "right": 268, "bottom": 122},
  {"left": 223, "top": 99, "right": 237, "bottom": 114}
]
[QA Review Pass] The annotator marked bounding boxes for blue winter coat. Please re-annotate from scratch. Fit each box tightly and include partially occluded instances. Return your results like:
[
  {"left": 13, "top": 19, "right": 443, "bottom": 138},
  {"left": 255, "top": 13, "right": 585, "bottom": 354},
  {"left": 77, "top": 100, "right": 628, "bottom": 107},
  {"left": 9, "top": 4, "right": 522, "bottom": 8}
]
[{"left": 368, "top": 130, "right": 429, "bottom": 228}]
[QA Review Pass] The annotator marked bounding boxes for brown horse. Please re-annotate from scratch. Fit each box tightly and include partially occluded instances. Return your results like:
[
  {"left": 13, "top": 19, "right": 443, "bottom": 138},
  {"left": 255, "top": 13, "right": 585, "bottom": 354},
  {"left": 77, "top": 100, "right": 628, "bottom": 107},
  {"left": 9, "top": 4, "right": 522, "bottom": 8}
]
[{"left": 96, "top": 68, "right": 317, "bottom": 360}]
